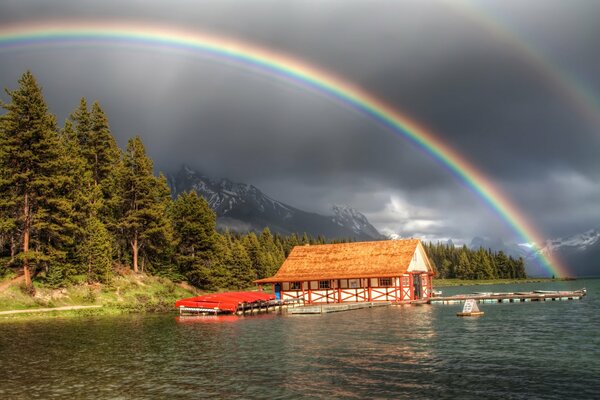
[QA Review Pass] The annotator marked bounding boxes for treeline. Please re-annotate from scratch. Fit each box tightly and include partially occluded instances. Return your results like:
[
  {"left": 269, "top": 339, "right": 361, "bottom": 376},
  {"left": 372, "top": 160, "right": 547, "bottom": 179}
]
[
  {"left": 0, "top": 71, "right": 351, "bottom": 290},
  {"left": 424, "top": 242, "right": 527, "bottom": 279}
]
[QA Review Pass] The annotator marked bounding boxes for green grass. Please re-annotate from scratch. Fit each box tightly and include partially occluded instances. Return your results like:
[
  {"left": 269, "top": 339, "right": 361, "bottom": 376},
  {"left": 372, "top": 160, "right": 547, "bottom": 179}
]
[{"left": 0, "top": 272, "right": 199, "bottom": 320}]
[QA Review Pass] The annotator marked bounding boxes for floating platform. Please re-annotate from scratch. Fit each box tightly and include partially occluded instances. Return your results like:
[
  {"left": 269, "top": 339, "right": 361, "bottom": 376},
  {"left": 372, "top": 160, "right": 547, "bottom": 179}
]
[
  {"left": 456, "top": 299, "right": 484, "bottom": 317},
  {"left": 287, "top": 301, "right": 391, "bottom": 315},
  {"left": 457, "top": 311, "right": 485, "bottom": 317},
  {"left": 430, "top": 288, "right": 586, "bottom": 305}
]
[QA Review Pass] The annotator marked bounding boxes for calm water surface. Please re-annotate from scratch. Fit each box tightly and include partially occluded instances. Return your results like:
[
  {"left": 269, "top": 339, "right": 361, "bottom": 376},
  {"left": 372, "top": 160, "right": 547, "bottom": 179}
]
[{"left": 1, "top": 279, "right": 599, "bottom": 399}]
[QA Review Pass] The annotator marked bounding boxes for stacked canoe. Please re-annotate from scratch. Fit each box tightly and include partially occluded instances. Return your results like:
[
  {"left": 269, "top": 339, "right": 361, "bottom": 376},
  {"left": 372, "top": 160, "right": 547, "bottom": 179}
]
[{"left": 175, "top": 291, "right": 276, "bottom": 314}]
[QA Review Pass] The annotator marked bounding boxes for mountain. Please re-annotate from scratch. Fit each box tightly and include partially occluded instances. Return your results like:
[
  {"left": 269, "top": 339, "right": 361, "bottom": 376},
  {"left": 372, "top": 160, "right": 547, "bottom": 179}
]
[
  {"left": 469, "top": 231, "right": 600, "bottom": 277},
  {"left": 541, "top": 229, "right": 600, "bottom": 277},
  {"left": 169, "top": 165, "right": 384, "bottom": 241}
]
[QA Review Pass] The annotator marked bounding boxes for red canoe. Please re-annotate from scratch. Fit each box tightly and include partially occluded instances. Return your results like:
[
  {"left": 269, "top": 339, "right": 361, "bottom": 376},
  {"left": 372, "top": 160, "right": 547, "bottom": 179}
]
[{"left": 175, "top": 291, "right": 276, "bottom": 314}]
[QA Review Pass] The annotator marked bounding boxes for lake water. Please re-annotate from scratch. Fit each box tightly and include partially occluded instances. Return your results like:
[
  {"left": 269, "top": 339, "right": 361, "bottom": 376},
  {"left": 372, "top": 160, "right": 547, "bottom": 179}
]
[{"left": 1, "top": 279, "right": 599, "bottom": 399}]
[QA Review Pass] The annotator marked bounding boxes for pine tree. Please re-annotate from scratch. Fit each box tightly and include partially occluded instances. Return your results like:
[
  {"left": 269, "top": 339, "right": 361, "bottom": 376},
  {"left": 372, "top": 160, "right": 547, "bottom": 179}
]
[
  {"left": 119, "top": 136, "right": 171, "bottom": 273},
  {"left": 69, "top": 100, "right": 123, "bottom": 225},
  {"left": 243, "top": 232, "right": 264, "bottom": 278},
  {"left": 259, "top": 227, "right": 284, "bottom": 277},
  {"left": 228, "top": 240, "right": 254, "bottom": 289},
  {"left": 170, "top": 191, "right": 218, "bottom": 279},
  {"left": 79, "top": 216, "right": 112, "bottom": 283},
  {"left": 0, "top": 71, "right": 71, "bottom": 288}
]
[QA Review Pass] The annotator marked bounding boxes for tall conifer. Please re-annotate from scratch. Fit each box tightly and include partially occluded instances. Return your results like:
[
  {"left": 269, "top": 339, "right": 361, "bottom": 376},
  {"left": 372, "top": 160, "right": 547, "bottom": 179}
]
[
  {"left": 0, "top": 71, "right": 68, "bottom": 287},
  {"left": 120, "top": 136, "right": 171, "bottom": 273}
]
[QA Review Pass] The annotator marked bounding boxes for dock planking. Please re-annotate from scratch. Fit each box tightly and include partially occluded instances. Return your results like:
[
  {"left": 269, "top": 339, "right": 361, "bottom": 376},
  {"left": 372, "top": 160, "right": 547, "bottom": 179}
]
[
  {"left": 287, "top": 301, "right": 391, "bottom": 314},
  {"left": 429, "top": 289, "right": 586, "bottom": 305}
]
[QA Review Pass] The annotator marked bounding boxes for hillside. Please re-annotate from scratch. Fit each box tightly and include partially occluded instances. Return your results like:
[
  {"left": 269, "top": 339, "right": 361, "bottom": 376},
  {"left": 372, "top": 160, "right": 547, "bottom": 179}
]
[{"left": 0, "top": 271, "right": 197, "bottom": 317}]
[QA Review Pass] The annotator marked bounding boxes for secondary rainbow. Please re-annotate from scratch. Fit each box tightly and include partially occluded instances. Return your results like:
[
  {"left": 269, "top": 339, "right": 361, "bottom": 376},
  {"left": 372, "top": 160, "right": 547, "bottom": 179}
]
[
  {"left": 0, "top": 21, "right": 567, "bottom": 277},
  {"left": 446, "top": 0, "right": 600, "bottom": 132}
]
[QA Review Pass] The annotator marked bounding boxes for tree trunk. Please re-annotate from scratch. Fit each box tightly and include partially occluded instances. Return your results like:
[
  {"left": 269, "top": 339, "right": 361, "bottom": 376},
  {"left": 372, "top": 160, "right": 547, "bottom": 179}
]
[
  {"left": 23, "top": 192, "right": 32, "bottom": 287},
  {"left": 10, "top": 235, "right": 15, "bottom": 263},
  {"left": 132, "top": 233, "right": 139, "bottom": 273}
]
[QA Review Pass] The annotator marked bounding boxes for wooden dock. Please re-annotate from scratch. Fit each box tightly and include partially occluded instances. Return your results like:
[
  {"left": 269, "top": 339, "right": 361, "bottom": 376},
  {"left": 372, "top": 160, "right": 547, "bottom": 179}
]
[
  {"left": 287, "top": 301, "right": 391, "bottom": 314},
  {"left": 429, "top": 288, "right": 586, "bottom": 305}
]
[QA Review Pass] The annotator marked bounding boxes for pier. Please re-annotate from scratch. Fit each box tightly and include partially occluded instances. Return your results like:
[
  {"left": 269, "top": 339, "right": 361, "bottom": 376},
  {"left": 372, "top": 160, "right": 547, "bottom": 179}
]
[
  {"left": 287, "top": 301, "right": 391, "bottom": 314},
  {"left": 429, "top": 288, "right": 586, "bottom": 305},
  {"left": 175, "top": 289, "right": 587, "bottom": 317}
]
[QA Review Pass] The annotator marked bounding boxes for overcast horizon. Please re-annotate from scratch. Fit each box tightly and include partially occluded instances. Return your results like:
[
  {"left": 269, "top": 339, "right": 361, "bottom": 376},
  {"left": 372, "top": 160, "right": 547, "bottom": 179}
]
[{"left": 2, "top": 0, "right": 600, "bottom": 245}]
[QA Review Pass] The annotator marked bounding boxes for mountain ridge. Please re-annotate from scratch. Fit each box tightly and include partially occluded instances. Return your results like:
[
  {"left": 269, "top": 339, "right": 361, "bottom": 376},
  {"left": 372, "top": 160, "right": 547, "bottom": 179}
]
[{"left": 168, "top": 165, "right": 384, "bottom": 241}]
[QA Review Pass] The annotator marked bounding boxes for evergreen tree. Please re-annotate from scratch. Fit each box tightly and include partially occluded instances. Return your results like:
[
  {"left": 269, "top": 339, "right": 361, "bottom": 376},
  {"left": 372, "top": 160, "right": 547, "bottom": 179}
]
[
  {"left": 0, "top": 71, "right": 72, "bottom": 288},
  {"left": 243, "top": 232, "right": 264, "bottom": 279},
  {"left": 79, "top": 216, "right": 112, "bottom": 283},
  {"left": 119, "top": 136, "right": 171, "bottom": 273},
  {"left": 227, "top": 240, "right": 254, "bottom": 289},
  {"left": 69, "top": 100, "right": 123, "bottom": 225},
  {"left": 170, "top": 191, "right": 218, "bottom": 281},
  {"left": 259, "top": 227, "right": 285, "bottom": 277}
]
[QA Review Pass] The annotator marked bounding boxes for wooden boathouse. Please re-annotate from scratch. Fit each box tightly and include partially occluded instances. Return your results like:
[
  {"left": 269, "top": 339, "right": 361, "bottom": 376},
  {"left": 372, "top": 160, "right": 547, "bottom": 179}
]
[{"left": 255, "top": 239, "right": 435, "bottom": 304}]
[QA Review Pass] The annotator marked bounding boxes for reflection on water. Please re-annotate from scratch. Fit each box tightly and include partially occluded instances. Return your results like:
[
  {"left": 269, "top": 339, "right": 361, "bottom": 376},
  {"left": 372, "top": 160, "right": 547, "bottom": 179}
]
[{"left": 1, "top": 279, "right": 599, "bottom": 399}]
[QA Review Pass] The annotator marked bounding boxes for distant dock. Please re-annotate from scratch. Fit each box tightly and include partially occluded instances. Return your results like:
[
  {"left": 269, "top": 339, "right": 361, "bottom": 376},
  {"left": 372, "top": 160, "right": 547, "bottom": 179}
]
[
  {"left": 429, "top": 288, "right": 586, "bottom": 305},
  {"left": 287, "top": 301, "right": 391, "bottom": 315}
]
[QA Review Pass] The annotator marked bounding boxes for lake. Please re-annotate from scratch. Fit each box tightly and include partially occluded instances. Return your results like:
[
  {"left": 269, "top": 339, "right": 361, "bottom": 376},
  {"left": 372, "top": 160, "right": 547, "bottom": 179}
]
[{"left": 1, "top": 279, "right": 599, "bottom": 399}]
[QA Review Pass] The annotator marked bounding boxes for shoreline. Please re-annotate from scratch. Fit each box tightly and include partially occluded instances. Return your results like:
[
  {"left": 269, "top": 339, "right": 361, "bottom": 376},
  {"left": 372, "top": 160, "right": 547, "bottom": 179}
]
[
  {"left": 0, "top": 276, "right": 582, "bottom": 321},
  {"left": 0, "top": 272, "right": 197, "bottom": 321}
]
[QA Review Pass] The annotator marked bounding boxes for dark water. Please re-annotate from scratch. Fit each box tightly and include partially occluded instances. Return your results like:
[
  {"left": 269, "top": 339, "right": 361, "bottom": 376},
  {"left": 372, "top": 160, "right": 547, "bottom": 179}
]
[{"left": 1, "top": 279, "right": 599, "bottom": 399}]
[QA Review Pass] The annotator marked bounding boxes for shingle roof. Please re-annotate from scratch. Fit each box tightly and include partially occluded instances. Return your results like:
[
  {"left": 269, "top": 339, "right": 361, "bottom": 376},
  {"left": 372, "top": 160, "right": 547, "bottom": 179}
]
[{"left": 255, "top": 239, "right": 429, "bottom": 283}]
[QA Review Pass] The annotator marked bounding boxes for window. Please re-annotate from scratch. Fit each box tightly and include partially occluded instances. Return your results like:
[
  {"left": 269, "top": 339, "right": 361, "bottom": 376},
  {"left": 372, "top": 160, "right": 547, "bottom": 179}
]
[
  {"left": 319, "top": 280, "right": 331, "bottom": 289},
  {"left": 290, "top": 282, "right": 302, "bottom": 290},
  {"left": 349, "top": 279, "right": 359, "bottom": 288},
  {"left": 379, "top": 278, "right": 392, "bottom": 287},
  {"left": 402, "top": 276, "right": 409, "bottom": 286}
]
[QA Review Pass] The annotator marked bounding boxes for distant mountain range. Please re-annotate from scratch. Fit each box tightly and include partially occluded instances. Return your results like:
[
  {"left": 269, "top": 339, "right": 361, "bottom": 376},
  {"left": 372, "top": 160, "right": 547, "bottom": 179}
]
[
  {"left": 168, "top": 165, "right": 384, "bottom": 241},
  {"left": 469, "top": 230, "right": 600, "bottom": 277},
  {"left": 168, "top": 166, "right": 598, "bottom": 277}
]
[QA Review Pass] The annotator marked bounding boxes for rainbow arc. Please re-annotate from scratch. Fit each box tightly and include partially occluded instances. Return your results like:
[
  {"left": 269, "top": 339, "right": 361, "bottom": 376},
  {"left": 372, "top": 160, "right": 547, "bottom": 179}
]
[{"left": 0, "top": 20, "right": 567, "bottom": 276}]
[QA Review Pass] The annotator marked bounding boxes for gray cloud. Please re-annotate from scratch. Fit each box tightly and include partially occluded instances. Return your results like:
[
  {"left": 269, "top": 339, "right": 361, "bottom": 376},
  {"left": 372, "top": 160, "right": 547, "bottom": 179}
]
[{"left": 1, "top": 0, "right": 600, "bottom": 243}]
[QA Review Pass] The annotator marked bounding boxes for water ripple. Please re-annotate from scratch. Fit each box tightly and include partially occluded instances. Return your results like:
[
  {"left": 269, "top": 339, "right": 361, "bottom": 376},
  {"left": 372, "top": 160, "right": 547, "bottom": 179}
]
[{"left": 1, "top": 279, "right": 599, "bottom": 399}]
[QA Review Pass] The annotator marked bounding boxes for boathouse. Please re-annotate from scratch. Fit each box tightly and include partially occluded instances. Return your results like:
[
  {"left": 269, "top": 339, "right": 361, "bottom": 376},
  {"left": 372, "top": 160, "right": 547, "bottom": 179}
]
[{"left": 255, "top": 239, "right": 435, "bottom": 304}]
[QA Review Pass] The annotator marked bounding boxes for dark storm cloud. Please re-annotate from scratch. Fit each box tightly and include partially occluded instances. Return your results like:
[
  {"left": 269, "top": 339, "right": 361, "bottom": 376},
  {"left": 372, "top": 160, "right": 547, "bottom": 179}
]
[{"left": 1, "top": 0, "right": 600, "bottom": 242}]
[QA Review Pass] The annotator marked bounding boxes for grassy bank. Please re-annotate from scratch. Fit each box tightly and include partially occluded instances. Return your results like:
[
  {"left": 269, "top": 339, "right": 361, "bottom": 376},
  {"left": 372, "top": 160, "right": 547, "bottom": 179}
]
[
  {"left": 434, "top": 277, "right": 562, "bottom": 287},
  {"left": 0, "top": 272, "right": 199, "bottom": 320}
]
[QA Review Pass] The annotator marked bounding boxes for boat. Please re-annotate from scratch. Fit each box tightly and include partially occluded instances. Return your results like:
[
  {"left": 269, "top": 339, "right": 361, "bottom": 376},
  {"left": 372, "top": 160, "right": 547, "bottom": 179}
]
[{"left": 457, "top": 299, "right": 484, "bottom": 317}]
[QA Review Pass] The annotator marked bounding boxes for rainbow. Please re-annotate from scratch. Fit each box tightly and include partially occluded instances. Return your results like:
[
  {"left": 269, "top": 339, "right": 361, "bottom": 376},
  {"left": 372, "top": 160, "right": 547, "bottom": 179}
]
[
  {"left": 0, "top": 21, "right": 567, "bottom": 276},
  {"left": 446, "top": 0, "right": 600, "bottom": 131}
]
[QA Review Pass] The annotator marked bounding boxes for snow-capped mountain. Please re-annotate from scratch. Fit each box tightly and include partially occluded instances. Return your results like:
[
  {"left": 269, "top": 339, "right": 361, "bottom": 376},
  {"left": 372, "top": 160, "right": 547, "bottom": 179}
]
[
  {"left": 169, "top": 165, "right": 384, "bottom": 241},
  {"left": 331, "top": 204, "right": 382, "bottom": 239},
  {"left": 545, "top": 229, "right": 600, "bottom": 252},
  {"left": 469, "top": 231, "right": 600, "bottom": 277},
  {"left": 540, "top": 229, "right": 600, "bottom": 277}
]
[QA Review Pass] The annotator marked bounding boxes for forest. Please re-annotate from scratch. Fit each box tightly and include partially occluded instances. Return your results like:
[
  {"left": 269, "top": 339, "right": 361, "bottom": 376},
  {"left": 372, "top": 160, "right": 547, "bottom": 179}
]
[{"left": 0, "top": 72, "right": 526, "bottom": 292}]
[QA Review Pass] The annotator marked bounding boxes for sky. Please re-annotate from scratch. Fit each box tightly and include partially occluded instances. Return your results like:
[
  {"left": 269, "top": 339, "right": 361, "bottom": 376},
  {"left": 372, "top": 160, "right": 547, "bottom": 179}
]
[{"left": 1, "top": 0, "right": 599, "bottom": 245}]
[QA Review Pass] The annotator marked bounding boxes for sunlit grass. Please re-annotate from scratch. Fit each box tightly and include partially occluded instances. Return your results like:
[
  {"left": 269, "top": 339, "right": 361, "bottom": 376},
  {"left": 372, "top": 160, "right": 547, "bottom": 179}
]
[{"left": 0, "top": 272, "right": 198, "bottom": 319}]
